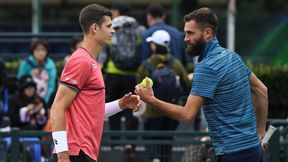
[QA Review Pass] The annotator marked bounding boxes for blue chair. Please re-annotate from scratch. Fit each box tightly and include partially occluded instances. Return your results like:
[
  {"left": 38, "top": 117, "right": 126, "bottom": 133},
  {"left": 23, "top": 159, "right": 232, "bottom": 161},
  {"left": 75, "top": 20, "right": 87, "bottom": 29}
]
[{"left": 4, "top": 137, "right": 42, "bottom": 162}]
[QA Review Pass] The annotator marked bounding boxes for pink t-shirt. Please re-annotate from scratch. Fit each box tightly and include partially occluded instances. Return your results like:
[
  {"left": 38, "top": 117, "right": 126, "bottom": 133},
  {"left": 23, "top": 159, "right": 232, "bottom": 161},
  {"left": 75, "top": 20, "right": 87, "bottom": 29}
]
[{"left": 60, "top": 47, "right": 105, "bottom": 160}]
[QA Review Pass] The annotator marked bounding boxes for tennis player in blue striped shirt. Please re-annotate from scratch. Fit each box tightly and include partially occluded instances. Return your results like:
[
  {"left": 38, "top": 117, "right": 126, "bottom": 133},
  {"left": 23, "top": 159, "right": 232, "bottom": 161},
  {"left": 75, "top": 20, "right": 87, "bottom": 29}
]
[{"left": 135, "top": 7, "right": 268, "bottom": 162}]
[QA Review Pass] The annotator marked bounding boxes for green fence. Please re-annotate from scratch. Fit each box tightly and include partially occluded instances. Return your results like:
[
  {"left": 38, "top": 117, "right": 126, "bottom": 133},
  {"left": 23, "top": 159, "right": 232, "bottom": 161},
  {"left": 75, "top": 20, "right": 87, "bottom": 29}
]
[{"left": 0, "top": 123, "right": 287, "bottom": 162}]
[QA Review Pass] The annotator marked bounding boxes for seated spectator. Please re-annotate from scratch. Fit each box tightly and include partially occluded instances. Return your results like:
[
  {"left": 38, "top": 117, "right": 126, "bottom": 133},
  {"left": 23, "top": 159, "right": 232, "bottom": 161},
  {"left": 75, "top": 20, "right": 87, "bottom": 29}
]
[
  {"left": 17, "top": 39, "right": 57, "bottom": 104},
  {"left": 8, "top": 75, "right": 46, "bottom": 162},
  {"left": 9, "top": 75, "right": 47, "bottom": 130}
]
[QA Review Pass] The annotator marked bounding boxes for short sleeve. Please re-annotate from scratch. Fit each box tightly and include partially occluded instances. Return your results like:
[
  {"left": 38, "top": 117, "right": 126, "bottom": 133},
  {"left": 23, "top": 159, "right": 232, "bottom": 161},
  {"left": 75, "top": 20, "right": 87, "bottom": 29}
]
[
  {"left": 246, "top": 66, "right": 252, "bottom": 77},
  {"left": 60, "top": 58, "right": 91, "bottom": 91},
  {"left": 190, "top": 64, "right": 219, "bottom": 99}
]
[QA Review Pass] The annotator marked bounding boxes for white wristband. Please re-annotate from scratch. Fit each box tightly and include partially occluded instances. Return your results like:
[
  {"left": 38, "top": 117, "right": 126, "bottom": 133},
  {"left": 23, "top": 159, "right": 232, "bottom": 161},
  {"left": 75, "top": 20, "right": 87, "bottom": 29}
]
[
  {"left": 52, "top": 131, "right": 68, "bottom": 153},
  {"left": 105, "top": 100, "right": 122, "bottom": 118}
]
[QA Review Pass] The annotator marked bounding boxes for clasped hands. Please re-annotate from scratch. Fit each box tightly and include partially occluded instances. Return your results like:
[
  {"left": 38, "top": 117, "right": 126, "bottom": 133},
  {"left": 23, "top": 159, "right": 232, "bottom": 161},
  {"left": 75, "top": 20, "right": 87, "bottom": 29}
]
[{"left": 119, "top": 78, "right": 156, "bottom": 112}]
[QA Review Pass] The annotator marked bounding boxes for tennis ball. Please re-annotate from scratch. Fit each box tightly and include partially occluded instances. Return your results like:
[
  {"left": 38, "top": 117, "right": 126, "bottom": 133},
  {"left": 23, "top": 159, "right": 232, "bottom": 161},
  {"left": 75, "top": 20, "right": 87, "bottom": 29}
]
[{"left": 141, "top": 77, "right": 153, "bottom": 88}]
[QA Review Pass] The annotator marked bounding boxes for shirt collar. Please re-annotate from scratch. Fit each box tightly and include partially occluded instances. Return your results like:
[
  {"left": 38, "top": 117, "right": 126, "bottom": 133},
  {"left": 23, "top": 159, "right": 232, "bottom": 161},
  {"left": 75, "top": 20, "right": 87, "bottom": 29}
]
[{"left": 198, "top": 38, "right": 219, "bottom": 62}]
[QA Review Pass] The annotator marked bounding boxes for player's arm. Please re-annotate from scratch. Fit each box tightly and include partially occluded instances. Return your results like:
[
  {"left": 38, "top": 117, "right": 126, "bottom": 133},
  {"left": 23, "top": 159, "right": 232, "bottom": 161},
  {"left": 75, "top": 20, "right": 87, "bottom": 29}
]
[
  {"left": 135, "top": 81, "right": 204, "bottom": 122},
  {"left": 249, "top": 72, "right": 268, "bottom": 139},
  {"left": 51, "top": 84, "right": 78, "bottom": 161},
  {"left": 105, "top": 93, "right": 141, "bottom": 118},
  {"left": 151, "top": 95, "right": 203, "bottom": 122}
]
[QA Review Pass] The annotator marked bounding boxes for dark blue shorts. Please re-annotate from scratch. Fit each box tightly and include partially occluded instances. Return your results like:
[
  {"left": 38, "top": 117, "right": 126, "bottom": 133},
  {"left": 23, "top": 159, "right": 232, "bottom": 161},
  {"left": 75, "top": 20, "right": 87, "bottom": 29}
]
[{"left": 217, "top": 145, "right": 263, "bottom": 162}]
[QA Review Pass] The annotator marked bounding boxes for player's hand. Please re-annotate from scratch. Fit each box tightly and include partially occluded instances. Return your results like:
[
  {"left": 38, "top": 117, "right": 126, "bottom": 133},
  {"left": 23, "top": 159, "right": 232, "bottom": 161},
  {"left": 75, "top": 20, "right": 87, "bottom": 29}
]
[
  {"left": 262, "top": 142, "right": 269, "bottom": 151},
  {"left": 135, "top": 79, "right": 155, "bottom": 103},
  {"left": 57, "top": 151, "right": 70, "bottom": 162},
  {"left": 188, "top": 73, "right": 194, "bottom": 81},
  {"left": 119, "top": 92, "right": 141, "bottom": 111},
  {"left": 258, "top": 132, "right": 269, "bottom": 151}
]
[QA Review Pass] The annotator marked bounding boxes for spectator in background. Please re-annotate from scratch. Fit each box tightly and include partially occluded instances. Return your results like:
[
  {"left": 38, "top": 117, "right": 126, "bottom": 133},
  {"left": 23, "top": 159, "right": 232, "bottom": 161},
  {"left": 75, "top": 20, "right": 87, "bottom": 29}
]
[
  {"left": 111, "top": 1, "right": 130, "bottom": 18},
  {"left": 0, "top": 58, "right": 10, "bottom": 162},
  {"left": 8, "top": 75, "right": 46, "bottom": 162},
  {"left": 17, "top": 39, "right": 57, "bottom": 104},
  {"left": 69, "top": 37, "right": 83, "bottom": 54},
  {"left": 141, "top": 3, "right": 187, "bottom": 66},
  {"left": 141, "top": 4, "right": 202, "bottom": 130},
  {"left": 9, "top": 75, "right": 47, "bottom": 130},
  {"left": 103, "top": 1, "right": 145, "bottom": 153},
  {"left": 137, "top": 30, "right": 190, "bottom": 162},
  {"left": 64, "top": 37, "right": 83, "bottom": 63},
  {"left": 0, "top": 57, "right": 10, "bottom": 131}
]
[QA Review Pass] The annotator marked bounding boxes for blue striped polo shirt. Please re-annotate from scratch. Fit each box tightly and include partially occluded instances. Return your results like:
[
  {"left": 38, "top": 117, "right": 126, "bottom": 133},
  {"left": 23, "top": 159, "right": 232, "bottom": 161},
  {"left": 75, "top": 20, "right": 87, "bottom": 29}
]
[{"left": 191, "top": 39, "right": 260, "bottom": 155}]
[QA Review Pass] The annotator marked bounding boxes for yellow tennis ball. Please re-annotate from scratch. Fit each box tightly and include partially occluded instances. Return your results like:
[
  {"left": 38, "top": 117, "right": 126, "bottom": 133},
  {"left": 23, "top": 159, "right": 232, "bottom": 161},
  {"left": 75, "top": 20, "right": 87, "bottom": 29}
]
[{"left": 141, "top": 78, "right": 153, "bottom": 88}]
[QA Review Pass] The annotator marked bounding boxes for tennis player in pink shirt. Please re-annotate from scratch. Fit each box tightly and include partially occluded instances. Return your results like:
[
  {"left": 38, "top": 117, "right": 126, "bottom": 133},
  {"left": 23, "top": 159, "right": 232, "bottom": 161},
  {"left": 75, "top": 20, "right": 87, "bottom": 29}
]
[{"left": 50, "top": 4, "right": 141, "bottom": 162}]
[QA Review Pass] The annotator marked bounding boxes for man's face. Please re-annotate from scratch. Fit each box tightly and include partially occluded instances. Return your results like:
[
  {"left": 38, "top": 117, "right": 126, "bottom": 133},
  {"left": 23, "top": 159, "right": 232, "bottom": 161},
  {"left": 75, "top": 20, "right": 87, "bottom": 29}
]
[
  {"left": 184, "top": 20, "right": 206, "bottom": 56},
  {"left": 146, "top": 14, "right": 153, "bottom": 27},
  {"left": 96, "top": 16, "right": 115, "bottom": 45},
  {"left": 111, "top": 9, "right": 120, "bottom": 18}
]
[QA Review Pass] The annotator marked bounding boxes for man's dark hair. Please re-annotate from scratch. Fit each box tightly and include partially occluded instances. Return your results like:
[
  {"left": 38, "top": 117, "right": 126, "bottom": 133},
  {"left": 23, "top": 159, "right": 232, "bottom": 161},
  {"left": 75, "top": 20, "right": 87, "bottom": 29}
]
[
  {"left": 79, "top": 4, "right": 112, "bottom": 33},
  {"left": 146, "top": 3, "right": 165, "bottom": 18},
  {"left": 29, "top": 39, "right": 49, "bottom": 54},
  {"left": 70, "top": 37, "right": 82, "bottom": 52},
  {"left": 184, "top": 7, "right": 218, "bottom": 35},
  {"left": 111, "top": 2, "right": 130, "bottom": 15}
]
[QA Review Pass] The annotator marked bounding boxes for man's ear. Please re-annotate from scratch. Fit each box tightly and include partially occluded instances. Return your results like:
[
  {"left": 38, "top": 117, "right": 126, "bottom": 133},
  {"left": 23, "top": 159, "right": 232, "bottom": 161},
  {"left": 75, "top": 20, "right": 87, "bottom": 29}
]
[
  {"left": 204, "top": 28, "right": 212, "bottom": 39},
  {"left": 92, "top": 23, "right": 99, "bottom": 33}
]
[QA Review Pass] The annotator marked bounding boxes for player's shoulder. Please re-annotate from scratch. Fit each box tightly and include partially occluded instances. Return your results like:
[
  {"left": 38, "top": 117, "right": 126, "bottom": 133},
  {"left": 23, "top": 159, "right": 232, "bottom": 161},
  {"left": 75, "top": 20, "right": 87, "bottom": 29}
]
[
  {"left": 69, "top": 48, "right": 90, "bottom": 62},
  {"left": 69, "top": 48, "right": 85, "bottom": 58},
  {"left": 65, "top": 52, "right": 91, "bottom": 70}
]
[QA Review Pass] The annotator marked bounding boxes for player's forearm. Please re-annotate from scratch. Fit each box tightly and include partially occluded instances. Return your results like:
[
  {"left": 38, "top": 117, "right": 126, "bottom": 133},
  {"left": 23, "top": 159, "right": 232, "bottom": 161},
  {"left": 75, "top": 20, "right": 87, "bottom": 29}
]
[
  {"left": 252, "top": 85, "right": 268, "bottom": 136},
  {"left": 149, "top": 97, "right": 189, "bottom": 122},
  {"left": 51, "top": 105, "right": 69, "bottom": 155},
  {"left": 51, "top": 105, "right": 67, "bottom": 132},
  {"left": 148, "top": 95, "right": 203, "bottom": 122},
  {"left": 104, "top": 100, "right": 122, "bottom": 118}
]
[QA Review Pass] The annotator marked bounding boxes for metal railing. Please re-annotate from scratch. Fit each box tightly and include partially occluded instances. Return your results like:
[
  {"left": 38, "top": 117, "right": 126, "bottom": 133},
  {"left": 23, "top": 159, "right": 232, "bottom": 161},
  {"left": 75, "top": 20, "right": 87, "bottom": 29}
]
[
  {"left": 0, "top": 32, "right": 83, "bottom": 60},
  {"left": 0, "top": 119, "right": 287, "bottom": 162},
  {"left": 0, "top": 129, "right": 211, "bottom": 162}
]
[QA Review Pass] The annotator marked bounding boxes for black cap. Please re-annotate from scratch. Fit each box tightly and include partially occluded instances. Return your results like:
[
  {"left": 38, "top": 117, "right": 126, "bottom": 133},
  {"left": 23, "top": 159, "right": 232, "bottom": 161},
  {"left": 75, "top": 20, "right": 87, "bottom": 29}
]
[{"left": 18, "top": 75, "right": 36, "bottom": 91}]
